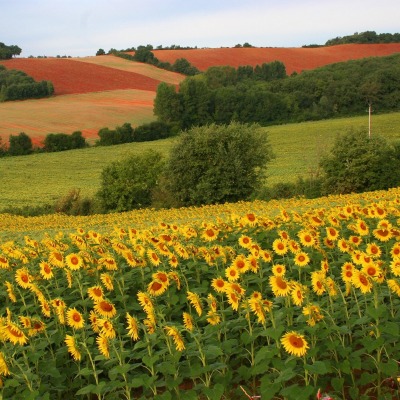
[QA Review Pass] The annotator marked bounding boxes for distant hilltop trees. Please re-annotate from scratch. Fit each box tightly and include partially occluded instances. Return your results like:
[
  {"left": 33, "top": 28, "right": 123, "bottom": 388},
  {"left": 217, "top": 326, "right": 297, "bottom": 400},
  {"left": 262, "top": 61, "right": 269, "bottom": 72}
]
[
  {"left": 325, "top": 31, "right": 400, "bottom": 46},
  {"left": 0, "top": 42, "right": 22, "bottom": 59}
]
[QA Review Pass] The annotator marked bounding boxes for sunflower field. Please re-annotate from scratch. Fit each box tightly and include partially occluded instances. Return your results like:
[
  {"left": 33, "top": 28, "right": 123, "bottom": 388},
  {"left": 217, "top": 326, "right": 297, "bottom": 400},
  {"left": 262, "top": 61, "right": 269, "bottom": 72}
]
[{"left": 1, "top": 189, "right": 400, "bottom": 399}]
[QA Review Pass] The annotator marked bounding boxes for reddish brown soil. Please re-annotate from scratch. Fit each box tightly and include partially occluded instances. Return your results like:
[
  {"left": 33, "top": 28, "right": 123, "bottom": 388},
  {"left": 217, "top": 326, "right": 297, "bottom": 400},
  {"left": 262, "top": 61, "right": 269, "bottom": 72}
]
[
  {"left": 153, "top": 43, "right": 400, "bottom": 74},
  {"left": 0, "top": 58, "right": 164, "bottom": 95}
]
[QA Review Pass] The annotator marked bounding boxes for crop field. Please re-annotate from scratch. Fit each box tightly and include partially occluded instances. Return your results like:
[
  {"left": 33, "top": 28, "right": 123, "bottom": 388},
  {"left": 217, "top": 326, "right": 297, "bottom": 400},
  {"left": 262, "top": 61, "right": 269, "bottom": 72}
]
[
  {"left": 1, "top": 111, "right": 399, "bottom": 211},
  {"left": 153, "top": 43, "right": 400, "bottom": 74},
  {"left": 1, "top": 188, "right": 400, "bottom": 399},
  {"left": 0, "top": 89, "right": 157, "bottom": 146}
]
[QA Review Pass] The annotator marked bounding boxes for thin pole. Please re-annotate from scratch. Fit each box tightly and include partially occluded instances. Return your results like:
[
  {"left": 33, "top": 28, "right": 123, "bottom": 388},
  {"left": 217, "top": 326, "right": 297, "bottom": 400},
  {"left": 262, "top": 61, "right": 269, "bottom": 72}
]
[{"left": 368, "top": 103, "right": 372, "bottom": 139}]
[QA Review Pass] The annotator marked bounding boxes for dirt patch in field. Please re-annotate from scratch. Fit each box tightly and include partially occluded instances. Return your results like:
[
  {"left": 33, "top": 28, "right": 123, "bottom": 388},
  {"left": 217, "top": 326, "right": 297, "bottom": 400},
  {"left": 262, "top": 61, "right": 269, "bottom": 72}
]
[
  {"left": 0, "top": 58, "right": 165, "bottom": 95},
  {"left": 153, "top": 43, "right": 400, "bottom": 74}
]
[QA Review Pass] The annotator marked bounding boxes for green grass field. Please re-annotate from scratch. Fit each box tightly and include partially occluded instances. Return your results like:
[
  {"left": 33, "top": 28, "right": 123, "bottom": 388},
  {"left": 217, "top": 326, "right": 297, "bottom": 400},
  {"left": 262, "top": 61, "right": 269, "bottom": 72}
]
[{"left": 0, "top": 112, "right": 399, "bottom": 209}]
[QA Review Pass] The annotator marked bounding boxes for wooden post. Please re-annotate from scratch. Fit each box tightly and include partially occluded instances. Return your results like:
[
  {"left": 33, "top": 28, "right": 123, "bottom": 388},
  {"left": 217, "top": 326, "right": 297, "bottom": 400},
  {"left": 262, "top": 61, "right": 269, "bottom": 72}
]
[{"left": 368, "top": 103, "right": 372, "bottom": 139}]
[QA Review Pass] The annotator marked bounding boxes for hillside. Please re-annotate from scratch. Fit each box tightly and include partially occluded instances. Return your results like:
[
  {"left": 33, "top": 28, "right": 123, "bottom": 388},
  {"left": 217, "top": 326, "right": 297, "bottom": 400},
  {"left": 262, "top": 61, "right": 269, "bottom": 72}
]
[{"left": 153, "top": 43, "right": 400, "bottom": 74}]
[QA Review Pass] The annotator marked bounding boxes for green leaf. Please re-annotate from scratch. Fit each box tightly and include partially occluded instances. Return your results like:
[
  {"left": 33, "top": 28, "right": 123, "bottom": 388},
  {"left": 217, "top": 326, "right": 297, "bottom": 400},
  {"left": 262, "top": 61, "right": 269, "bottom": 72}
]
[
  {"left": 142, "top": 354, "right": 159, "bottom": 368},
  {"left": 379, "top": 359, "right": 398, "bottom": 376},
  {"left": 381, "top": 321, "right": 399, "bottom": 337},
  {"left": 254, "top": 346, "right": 278, "bottom": 365},
  {"left": 358, "top": 372, "right": 377, "bottom": 386},
  {"left": 274, "top": 367, "right": 296, "bottom": 383},
  {"left": 204, "top": 345, "right": 223, "bottom": 360},
  {"left": 4, "top": 379, "right": 21, "bottom": 388},
  {"left": 203, "top": 383, "right": 224, "bottom": 399},
  {"left": 75, "top": 384, "right": 97, "bottom": 396},
  {"left": 157, "top": 361, "right": 177, "bottom": 375},
  {"left": 280, "top": 383, "right": 315, "bottom": 399},
  {"left": 332, "top": 377, "right": 344, "bottom": 392},
  {"left": 155, "top": 392, "right": 172, "bottom": 400},
  {"left": 129, "top": 376, "right": 147, "bottom": 388},
  {"left": 259, "top": 377, "right": 281, "bottom": 400},
  {"left": 264, "top": 326, "right": 285, "bottom": 341},
  {"left": 109, "top": 363, "right": 132, "bottom": 379},
  {"left": 77, "top": 367, "right": 94, "bottom": 377},
  {"left": 304, "top": 360, "right": 329, "bottom": 375}
]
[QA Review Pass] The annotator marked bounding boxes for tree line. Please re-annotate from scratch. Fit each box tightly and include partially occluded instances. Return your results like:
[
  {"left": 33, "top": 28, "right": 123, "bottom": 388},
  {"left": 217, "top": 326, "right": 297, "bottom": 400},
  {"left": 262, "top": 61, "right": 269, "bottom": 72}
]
[
  {"left": 0, "top": 42, "right": 21, "bottom": 59},
  {"left": 325, "top": 30, "right": 400, "bottom": 46},
  {"left": 0, "top": 65, "right": 54, "bottom": 102},
  {"left": 154, "top": 53, "right": 400, "bottom": 129},
  {"left": 0, "top": 121, "right": 175, "bottom": 156}
]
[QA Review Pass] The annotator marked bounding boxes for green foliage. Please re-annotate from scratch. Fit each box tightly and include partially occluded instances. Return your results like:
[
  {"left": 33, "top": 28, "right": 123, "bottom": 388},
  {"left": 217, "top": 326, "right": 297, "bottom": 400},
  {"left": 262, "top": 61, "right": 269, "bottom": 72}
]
[
  {"left": 96, "top": 123, "right": 134, "bottom": 146},
  {"left": 171, "top": 58, "right": 200, "bottom": 76},
  {"left": 319, "top": 129, "right": 400, "bottom": 194},
  {"left": 0, "top": 66, "right": 53, "bottom": 102},
  {"left": 8, "top": 132, "right": 33, "bottom": 156},
  {"left": 133, "top": 121, "right": 173, "bottom": 142},
  {"left": 0, "top": 42, "right": 21, "bottom": 59},
  {"left": 97, "top": 150, "right": 165, "bottom": 212},
  {"left": 43, "top": 131, "right": 87, "bottom": 152},
  {"left": 325, "top": 30, "right": 400, "bottom": 45},
  {"left": 164, "top": 122, "right": 274, "bottom": 206},
  {"left": 54, "top": 188, "right": 96, "bottom": 215},
  {"left": 95, "top": 48, "right": 106, "bottom": 56}
]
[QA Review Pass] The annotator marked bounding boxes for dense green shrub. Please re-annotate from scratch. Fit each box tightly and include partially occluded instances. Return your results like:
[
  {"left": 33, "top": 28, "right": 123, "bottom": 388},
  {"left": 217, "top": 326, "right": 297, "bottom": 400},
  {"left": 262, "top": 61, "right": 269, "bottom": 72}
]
[
  {"left": 97, "top": 150, "right": 165, "bottom": 212},
  {"left": 8, "top": 132, "right": 33, "bottom": 156},
  {"left": 319, "top": 129, "right": 400, "bottom": 194},
  {"left": 96, "top": 123, "right": 134, "bottom": 146},
  {"left": 133, "top": 121, "right": 173, "bottom": 142},
  {"left": 164, "top": 122, "right": 274, "bottom": 206},
  {"left": 43, "top": 131, "right": 87, "bottom": 152}
]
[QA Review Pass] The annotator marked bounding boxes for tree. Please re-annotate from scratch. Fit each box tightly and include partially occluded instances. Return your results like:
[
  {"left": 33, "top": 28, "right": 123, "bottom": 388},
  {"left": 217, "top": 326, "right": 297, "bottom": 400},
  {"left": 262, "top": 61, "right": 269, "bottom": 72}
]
[
  {"left": 97, "top": 150, "right": 165, "bottom": 212},
  {"left": 164, "top": 122, "right": 274, "bottom": 206},
  {"left": 319, "top": 129, "right": 400, "bottom": 194},
  {"left": 96, "top": 48, "right": 106, "bottom": 56},
  {"left": 8, "top": 132, "right": 33, "bottom": 155}
]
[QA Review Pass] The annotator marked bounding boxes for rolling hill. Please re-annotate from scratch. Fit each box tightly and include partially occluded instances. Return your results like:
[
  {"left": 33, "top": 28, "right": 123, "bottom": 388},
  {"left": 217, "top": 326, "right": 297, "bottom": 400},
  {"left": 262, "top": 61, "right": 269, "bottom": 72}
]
[{"left": 0, "top": 43, "right": 399, "bottom": 145}]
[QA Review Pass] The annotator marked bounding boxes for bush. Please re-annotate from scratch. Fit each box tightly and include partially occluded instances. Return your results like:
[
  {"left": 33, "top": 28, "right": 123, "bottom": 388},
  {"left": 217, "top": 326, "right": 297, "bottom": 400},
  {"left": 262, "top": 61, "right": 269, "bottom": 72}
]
[
  {"left": 8, "top": 132, "right": 33, "bottom": 156},
  {"left": 319, "top": 129, "right": 400, "bottom": 194},
  {"left": 133, "top": 121, "right": 173, "bottom": 142},
  {"left": 164, "top": 122, "right": 274, "bottom": 206},
  {"left": 54, "top": 188, "right": 96, "bottom": 216},
  {"left": 97, "top": 150, "right": 165, "bottom": 212}
]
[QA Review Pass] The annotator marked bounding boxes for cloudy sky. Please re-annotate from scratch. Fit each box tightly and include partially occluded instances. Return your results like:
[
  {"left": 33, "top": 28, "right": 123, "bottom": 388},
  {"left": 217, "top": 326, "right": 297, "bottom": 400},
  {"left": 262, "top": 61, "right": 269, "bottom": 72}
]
[{"left": 1, "top": 0, "right": 399, "bottom": 57}]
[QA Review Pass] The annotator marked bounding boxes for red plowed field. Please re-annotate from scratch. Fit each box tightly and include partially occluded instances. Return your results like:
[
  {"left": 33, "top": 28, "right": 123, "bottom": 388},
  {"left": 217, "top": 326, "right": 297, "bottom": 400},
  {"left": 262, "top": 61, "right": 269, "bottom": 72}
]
[
  {"left": 0, "top": 58, "right": 164, "bottom": 95},
  {"left": 153, "top": 43, "right": 400, "bottom": 74}
]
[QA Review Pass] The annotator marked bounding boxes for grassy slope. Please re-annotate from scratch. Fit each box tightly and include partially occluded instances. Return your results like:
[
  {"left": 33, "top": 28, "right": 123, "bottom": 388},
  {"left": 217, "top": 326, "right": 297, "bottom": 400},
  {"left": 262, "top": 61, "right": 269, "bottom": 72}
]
[{"left": 1, "top": 112, "right": 399, "bottom": 209}]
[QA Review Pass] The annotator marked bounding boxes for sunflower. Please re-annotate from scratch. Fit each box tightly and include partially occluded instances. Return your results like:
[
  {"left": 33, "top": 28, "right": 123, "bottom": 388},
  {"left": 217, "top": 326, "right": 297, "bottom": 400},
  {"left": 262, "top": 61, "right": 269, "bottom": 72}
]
[
  {"left": 28, "top": 319, "right": 46, "bottom": 337},
  {"left": 187, "top": 291, "right": 202, "bottom": 316},
  {"left": 269, "top": 275, "right": 291, "bottom": 297},
  {"left": 387, "top": 279, "right": 400, "bottom": 296},
  {"left": 226, "top": 290, "right": 240, "bottom": 311},
  {"left": 183, "top": 312, "right": 194, "bottom": 331},
  {"left": 4, "top": 281, "right": 16, "bottom": 303},
  {"left": 206, "top": 311, "right": 221, "bottom": 325},
  {"left": 291, "top": 283, "right": 306, "bottom": 306},
  {"left": 147, "top": 280, "right": 168, "bottom": 297},
  {"left": 373, "top": 227, "right": 393, "bottom": 242},
  {"left": 272, "top": 264, "right": 286, "bottom": 276},
  {"left": 3, "top": 322, "right": 28, "bottom": 345},
  {"left": 123, "top": 251, "right": 137, "bottom": 267},
  {"left": 225, "top": 265, "right": 240, "bottom": 282},
  {"left": 100, "top": 319, "right": 116, "bottom": 339},
  {"left": 288, "top": 240, "right": 301, "bottom": 254},
  {"left": 65, "top": 253, "right": 83, "bottom": 270},
  {"left": 96, "top": 334, "right": 110, "bottom": 358},
  {"left": 15, "top": 268, "right": 32, "bottom": 289},
  {"left": 94, "top": 300, "right": 117, "bottom": 319},
  {"left": 168, "top": 271, "right": 181, "bottom": 290},
  {"left": 281, "top": 331, "right": 309, "bottom": 357},
  {"left": 248, "top": 298, "right": 266, "bottom": 324},
  {"left": 232, "top": 255, "right": 250, "bottom": 274},
  {"left": 39, "top": 297, "right": 51, "bottom": 318},
  {"left": 202, "top": 227, "right": 218, "bottom": 242},
  {"left": 298, "top": 231, "right": 315, "bottom": 248},
  {"left": 0, "top": 352, "right": 10, "bottom": 376},
  {"left": 65, "top": 334, "right": 81, "bottom": 361},
  {"left": 137, "top": 291, "right": 154, "bottom": 314},
  {"left": 341, "top": 262, "right": 355, "bottom": 283},
  {"left": 337, "top": 239, "right": 350, "bottom": 253},
  {"left": 326, "top": 277, "right": 338, "bottom": 296},
  {"left": 168, "top": 254, "right": 179, "bottom": 268},
  {"left": 98, "top": 256, "right": 118, "bottom": 271},
  {"left": 390, "top": 243, "right": 400, "bottom": 260},
  {"left": 165, "top": 326, "right": 185, "bottom": 351},
  {"left": 260, "top": 250, "right": 273, "bottom": 263},
  {"left": 48, "top": 251, "right": 64, "bottom": 268},
  {"left": 247, "top": 255, "right": 259, "bottom": 273},
  {"left": 89, "top": 310, "right": 101, "bottom": 333},
  {"left": 126, "top": 313, "right": 140, "bottom": 341},
  {"left": 272, "top": 239, "right": 288, "bottom": 256},
  {"left": 87, "top": 286, "right": 104, "bottom": 302},
  {"left": 390, "top": 260, "right": 400, "bottom": 276},
  {"left": 147, "top": 250, "right": 162, "bottom": 266},
  {"left": 352, "top": 270, "right": 372, "bottom": 294},
  {"left": 0, "top": 256, "right": 9, "bottom": 270},
  {"left": 355, "top": 220, "right": 369, "bottom": 236},
  {"left": 66, "top": 308, "right": 85, "bottom": 330},
  {"left": 39, "top": 262, "right": 53, "bottom": 280},
  {"left": 238, "top": 235, "right": 253, "bottom": 249},
  {"left": 228, "top": 282, "right": 246, "bottom": 297},
  {"left": 100, "top": 273, "right": 114, "bottom": 291},
  {"left": 302, "top": 304, "right": 324, "bottom": 326},
  {"left": 211, "top": 277, "right": 227, "bottom": 293},
  {"left": 326, "top": 227, "right": 339, "bottom": 241},
  {"left": 293, "top": 252, "right": 310, "bottom": 267},
  {"left": 362, "top": 263, "right": 382, "bottom": 281},
  {"left": 241, "top": 213, "right": 258, "bottom": 226},
  {"left": 311, "top": 271, "right": 326, "bottom": 296},
  {"left": 348, "top": 235, "right": 362, "bottom": 247}
]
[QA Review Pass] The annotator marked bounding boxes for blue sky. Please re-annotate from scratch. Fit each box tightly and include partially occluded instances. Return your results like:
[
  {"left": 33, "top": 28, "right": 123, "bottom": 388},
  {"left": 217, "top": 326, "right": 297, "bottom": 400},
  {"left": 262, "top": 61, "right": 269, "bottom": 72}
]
[{"left": 1, "top": 0, "right": 399, "bottom": 57}]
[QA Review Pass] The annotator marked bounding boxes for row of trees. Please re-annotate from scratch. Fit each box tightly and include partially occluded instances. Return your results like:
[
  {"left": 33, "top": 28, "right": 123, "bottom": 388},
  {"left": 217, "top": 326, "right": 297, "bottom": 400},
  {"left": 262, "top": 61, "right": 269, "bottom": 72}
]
[
  {"left": 0, "top": 42, "right": 21, "bottom": 59},
  {"left": 0, "top": 66, "right": 54, "bottom": 102},
  {"left": 325, "top": 31, "right": 400, "bottom": 46},
  {"left": 96, "top": 45, "right": 200, "bottom": 76},
  {"left": 95, "top": 124, "right": 400, "bottom": 214},
  {"left": 154, "top": 53, "right": 400, "bottom": 129}
]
